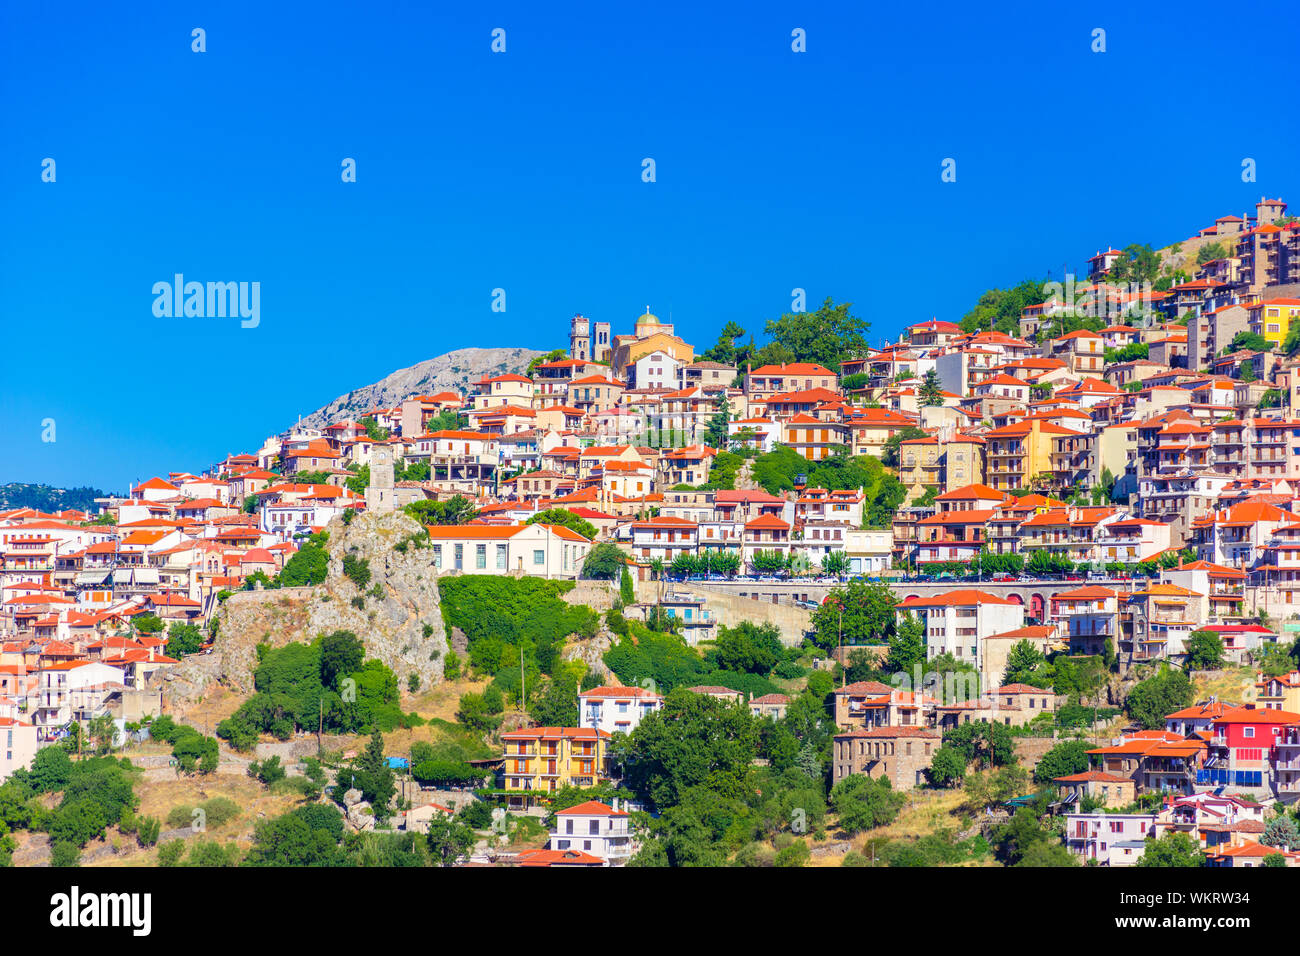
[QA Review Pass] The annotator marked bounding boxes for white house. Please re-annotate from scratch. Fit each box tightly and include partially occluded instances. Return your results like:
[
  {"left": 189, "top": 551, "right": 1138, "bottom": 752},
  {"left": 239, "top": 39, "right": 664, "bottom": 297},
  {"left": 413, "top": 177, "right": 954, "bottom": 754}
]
[
  {"left": 630, "top": 350, "right": 683, "bottom": 391},
  {"left": 1064, "top": 812, "right": 1155, "bottom": 866},
  {"left": 578, "top": 685, "right": 664, "bottom": 735},
  {"left": 33, "top": 661, "right": 125, "bottom": 741},
  {"left": 423, "top": 523, "right": 591, "bottom": 579},
  {"left": 550, "top": 800, "right": 637, "bottom": 864},
  {"left": 894, "top": 590, "right": 1025, "bottom": 689}
]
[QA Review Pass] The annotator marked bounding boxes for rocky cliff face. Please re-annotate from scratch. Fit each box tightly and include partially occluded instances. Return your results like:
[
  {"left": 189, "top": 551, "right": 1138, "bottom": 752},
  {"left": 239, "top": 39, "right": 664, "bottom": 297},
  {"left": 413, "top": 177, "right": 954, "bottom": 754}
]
[
  {"left": 299, "top": 346, "right": 544, "bottom": 429},
  {"left": 166, "top": 511, "right": 448, "bottom": 703}
]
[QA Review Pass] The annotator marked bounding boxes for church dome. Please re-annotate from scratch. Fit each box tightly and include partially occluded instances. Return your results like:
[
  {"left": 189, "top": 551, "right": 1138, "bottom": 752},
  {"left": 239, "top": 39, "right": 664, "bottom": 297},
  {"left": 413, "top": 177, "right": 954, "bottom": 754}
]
[{"left": 636, "top": 309, "right": 661, "bottom": 326}]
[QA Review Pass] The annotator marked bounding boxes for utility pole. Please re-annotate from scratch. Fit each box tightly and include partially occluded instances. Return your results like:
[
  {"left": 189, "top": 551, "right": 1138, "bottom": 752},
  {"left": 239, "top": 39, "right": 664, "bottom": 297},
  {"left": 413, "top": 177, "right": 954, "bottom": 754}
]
[{"left": 838, "top": 603, "right": 845, "bottom": 688}]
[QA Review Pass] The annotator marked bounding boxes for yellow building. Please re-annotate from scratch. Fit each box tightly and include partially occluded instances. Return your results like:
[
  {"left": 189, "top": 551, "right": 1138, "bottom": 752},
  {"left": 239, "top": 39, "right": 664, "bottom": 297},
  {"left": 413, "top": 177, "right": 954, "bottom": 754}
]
[
  {"left": 611, "top": 310, "right": 694, "bottom": 381},
  {"left": 984, "top": 418, "right": 1080, "bottom": 492},
  {"left": 783, "top": 414, "right": 848, "bottom": 461},
  {"left": 1248, "top": 298, "right": 1300, "bottom": 349},
  {"left": 899, "top": 436, "right": 941, "bottom": 500},
  {"left": 1257, "top": 672, "right": 1300, "bottom": 712},
  {"left": 500, "top": 727, "right": 610, "bottom": 804}
]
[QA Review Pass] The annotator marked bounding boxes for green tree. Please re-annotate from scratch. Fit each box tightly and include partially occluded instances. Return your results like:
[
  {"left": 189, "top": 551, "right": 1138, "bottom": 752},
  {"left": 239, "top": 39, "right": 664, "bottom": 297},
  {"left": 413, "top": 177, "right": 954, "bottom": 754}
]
[
  {"left": 884, "top": 614, "right": 925, "bottom": 675},
  {"left": 958, "top": 279, "right": 1047, "bottom": 336},
  {"left": 927, "top": 746, "right": 967, "bottom": 788},
  {"left": 992, "top": 807, "right": 1052, "bottom": 864},
  {"left": 345, "top": 732, "right": 396, "bottom": 822},
  {"left": 762, "top": 298, "right": 869, "bottom": 370},
  {"left": 1125, "top": 667, "right": 1194, "bottom": 730},
  {"left": 1109, "top": 243, "right": 1161, "bottom": 286},
  {"left": 703, "top": 394, "right": 731, "bottom": 450},
  {"left": 582, "top": 541, "right": 627, "bottom": 580},
  {"left": 404, "top": 495, "right": 479, "bottom": 526},
  {"left": 821, "top": 551, "right": 850, "bottom": 576},
  {"left": 701, "top": 320, "right": 746, "bottom": 365},
  {"left": 811, "top": 581, "right": 898, "bottom": 652},
  {"left": 276, "top": 532, "right": 329, "bottom": 586},
  {"left": 1197, "top": 241, "right": 1229, "bottom": 265},
  {"left": 358, "top": 416, "right": 390, "bottom": 441},
  {"left": 918, "top": 369, "right": 944, "bottom": 407},
  {"left": 944, "top": 721, "right": 1014, "bottom": 769},
  {"left": 829, "top": 775, "right": 905, "bottom": 834},
  {"left": 1229, "top": 330, "right": 1269, "bottom": 353},
  {"left": 712, "top": 621, "right": 783, "bottom": 675},
  {"left": 527, "top": 508, "right": 598, "bottom": 540},
  {"left": 319, "top": 629, "right": 365, "bottom": 688},
  {"left": 1002, "top": 639, "right": 1050, "bottom": 687},
  {"left": 1183, "top": 630, "right": 1225, "bottom": 671},
  {"left": 608, "top": 689, "right": 759, "bottom": 811},
  {"left": 1137, "top": 831, "right": 1203, "bottom": 867},
  {"left": 132, "top": 614, "right": 164, "bottom": 635},
  {"left": 1015, "top": 840, "right": 1077, "bottom": 867},
  {"left": 165, "top": 622, "right": 204, "bottom": 657},
  {"left": 426, "top": 811, "right": 477, "bottom": 866},
  {"left": 749, "top": 549, "right": 790, "bottom": 574},
  {"left": 1262, "top": 814, "right": 1300, "bottom": 851},
  {"left": 1033, "top": 740, "right": 1092, "bottom": 784}
]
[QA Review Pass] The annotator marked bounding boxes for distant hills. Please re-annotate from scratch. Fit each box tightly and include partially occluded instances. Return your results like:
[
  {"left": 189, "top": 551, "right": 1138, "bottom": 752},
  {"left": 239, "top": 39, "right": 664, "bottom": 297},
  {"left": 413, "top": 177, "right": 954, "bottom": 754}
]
[
  {"left": 0, "top": 482, "right": 112, "bottom": 514},
  {"left": 298, "top": 346, "right": 544, "bottom": 429}
]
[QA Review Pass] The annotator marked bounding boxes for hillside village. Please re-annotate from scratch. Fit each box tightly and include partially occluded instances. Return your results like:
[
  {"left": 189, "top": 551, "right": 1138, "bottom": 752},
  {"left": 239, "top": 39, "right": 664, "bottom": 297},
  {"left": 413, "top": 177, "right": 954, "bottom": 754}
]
[{"left": 9, "top": 197, "right": 1300, "bottom": 868}]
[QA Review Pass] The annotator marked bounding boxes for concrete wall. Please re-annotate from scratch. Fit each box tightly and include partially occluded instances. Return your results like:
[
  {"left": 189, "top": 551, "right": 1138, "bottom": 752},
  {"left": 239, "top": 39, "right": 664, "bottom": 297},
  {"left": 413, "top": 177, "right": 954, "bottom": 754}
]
[
  {"left": 561, "top": 579, "right": 619, "bottom": 613},
  {"left": 673, "top": 583, "right": 813, "bottom": 646}
]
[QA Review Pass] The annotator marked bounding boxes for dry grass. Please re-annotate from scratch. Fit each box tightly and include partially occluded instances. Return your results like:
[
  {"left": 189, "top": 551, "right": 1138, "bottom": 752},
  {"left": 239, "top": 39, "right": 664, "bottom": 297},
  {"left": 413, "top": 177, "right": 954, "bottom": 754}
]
[
  {"left": 803, "top": 789, "right": 976, "bottom": 867},
  {"left": 404, "top": 675, "right": 489, "bottom": 724},
  {"left": 1194, "top": 666, "right": 1257, "bottom": 705},
  {"left": 83, "top": 771, "right": 305, "bottom": 867},
  {"left": 169, "top": 683, "right": 244, "bottom": 730}
]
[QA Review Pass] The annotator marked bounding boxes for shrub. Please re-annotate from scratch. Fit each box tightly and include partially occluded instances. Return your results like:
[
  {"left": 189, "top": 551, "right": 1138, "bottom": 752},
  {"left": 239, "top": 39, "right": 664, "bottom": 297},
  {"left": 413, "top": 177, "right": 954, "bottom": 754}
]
[
  {"left": 343, "top": 552, "right": 371, "bottom": 590},
  {"left": 157, "top": 840, "right": 186, "bottom": 867}
]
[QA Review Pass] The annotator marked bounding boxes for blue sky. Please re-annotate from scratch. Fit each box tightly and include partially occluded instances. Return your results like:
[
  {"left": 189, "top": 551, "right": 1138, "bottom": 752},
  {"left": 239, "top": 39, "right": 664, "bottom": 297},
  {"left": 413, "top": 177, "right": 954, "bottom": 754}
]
[{"left": 3, "top": 0, "right": 1298, "bottom": 491}]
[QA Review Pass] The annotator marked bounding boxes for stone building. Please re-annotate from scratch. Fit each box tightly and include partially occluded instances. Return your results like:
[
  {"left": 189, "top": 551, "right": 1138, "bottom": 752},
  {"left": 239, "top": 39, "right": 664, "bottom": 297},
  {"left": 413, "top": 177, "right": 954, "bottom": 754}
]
[
  {"left": 365, "top": 444, "right": 395, "bottom": 514},
  {"left": 832, "top": 726, "right": 941, "bottom": 791}
]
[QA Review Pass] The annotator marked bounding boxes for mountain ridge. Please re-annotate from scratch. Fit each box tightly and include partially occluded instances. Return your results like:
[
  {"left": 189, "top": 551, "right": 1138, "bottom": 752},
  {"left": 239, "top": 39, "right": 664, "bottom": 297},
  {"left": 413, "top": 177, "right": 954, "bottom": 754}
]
[{"left": 298, "top": 346, "right": 545, "bottom": 429}]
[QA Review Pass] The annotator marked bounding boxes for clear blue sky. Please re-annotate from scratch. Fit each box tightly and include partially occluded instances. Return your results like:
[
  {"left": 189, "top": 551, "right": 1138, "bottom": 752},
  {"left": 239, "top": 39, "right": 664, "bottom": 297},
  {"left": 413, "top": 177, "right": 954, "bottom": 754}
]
[{"left": 3, "top": 0, "right": 1298, "bottom": 491}]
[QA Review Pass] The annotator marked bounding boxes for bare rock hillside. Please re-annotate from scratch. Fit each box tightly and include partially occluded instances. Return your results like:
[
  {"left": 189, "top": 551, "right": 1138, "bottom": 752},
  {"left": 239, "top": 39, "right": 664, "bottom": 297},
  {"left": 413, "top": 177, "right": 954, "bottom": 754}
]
[
  {"left": 300, "top": 346, "right": 543, "bottom": 428},
  {"left": 165, "top": 511, "right": 448, "bottom": 702}
]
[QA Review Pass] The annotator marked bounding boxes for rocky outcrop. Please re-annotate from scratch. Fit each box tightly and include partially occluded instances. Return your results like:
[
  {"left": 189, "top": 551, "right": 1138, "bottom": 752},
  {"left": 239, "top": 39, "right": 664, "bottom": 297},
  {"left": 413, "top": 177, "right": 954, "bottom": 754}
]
[
  {"left": 343, "top": 788, "right": 376, "bottom": 832},
  {"left": 299, "top": 346, "right": 543, "bottom": 429},
  {"left": 166, "top": 511, "right": 448, "bottom": 703}
]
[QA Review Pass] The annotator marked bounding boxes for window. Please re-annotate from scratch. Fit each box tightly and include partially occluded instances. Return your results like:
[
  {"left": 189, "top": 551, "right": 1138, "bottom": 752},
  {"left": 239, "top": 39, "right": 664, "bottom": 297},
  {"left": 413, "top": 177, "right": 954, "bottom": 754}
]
[
  {"left": 533, "top": 549, "right": 545, "bottom": 565},
  {"left": 496, "top": 544, "right": 507, "bottom": 569},
  {"left": 476, "top": 543, "right": 487, "bottom": 569},
  {"left": 1244, "top": 727, "right": 1255, "bottom": 738}
]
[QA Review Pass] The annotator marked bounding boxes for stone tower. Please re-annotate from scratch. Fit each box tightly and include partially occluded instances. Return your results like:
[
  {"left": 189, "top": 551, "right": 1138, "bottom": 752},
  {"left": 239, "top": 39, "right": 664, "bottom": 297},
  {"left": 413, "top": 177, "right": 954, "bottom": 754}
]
[
  {"left": 366, "top": 444, "right": 395, "bottom": 514},
  {"left": 1257, "top": 197, "right": 1287, "bottom": 227},
  {"left": 569, "top": 314, "right": 591, "bottom": 361},
  {"left": 592, "top": 320, "right": 612, "bottom": 363}
]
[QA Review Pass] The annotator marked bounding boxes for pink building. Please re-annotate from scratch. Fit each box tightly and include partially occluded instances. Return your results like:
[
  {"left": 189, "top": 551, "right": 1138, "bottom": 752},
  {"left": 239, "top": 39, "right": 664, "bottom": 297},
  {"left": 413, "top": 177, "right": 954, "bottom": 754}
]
[{"left": 0, "top": 715, "right": 38, "bottom": 782}]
